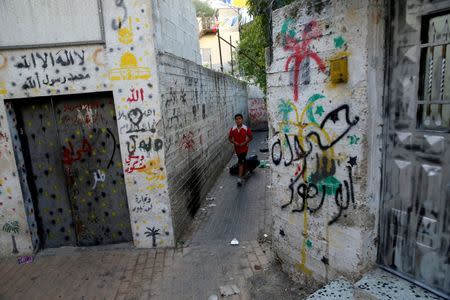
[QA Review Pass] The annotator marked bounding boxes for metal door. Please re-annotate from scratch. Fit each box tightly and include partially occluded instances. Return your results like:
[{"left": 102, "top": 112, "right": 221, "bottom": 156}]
[
  {"left": 14, "top": 93, "right": 132, "bottom": 248},
  {"left": 380, "top": 1, "right": 450, "bottom": 298}
]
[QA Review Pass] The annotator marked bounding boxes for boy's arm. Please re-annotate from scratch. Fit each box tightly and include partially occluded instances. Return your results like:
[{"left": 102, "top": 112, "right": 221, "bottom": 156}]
[
  {"left": 238, "top": 128, "right": 253, "bottom": 146},
  {"left": 247, "top": 128, "right": 253, "bottom": 143},
  {"left": 228, "top": 129, "right": 235, "bottom": 144}
]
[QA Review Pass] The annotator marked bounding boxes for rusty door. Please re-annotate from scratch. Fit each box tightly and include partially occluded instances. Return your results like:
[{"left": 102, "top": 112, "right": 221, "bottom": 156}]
[
  {"left": 380, "top": 1, "right": 450, "bottom": 297},
  {"left": 14, "top": 92, "right": 132, "bottom": 248}
]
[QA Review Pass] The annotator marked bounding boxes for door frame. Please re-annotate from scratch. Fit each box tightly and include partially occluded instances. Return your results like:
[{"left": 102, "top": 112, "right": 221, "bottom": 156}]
[
  {"left": 7, "top": 91, "right": 133, "bottom": 250},
  {"left": 378, "top": 1, "right": 450, "bottom": 299}
]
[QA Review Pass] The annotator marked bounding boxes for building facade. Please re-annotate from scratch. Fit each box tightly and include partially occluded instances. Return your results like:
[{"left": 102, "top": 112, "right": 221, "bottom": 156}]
[
  {"left": 0, "top": 0, "right": 247, "bottom": 257},
  {"left": 267, "top": 0, "right": 449, "bottom": 297},
  {"left": 198, "top": 6, "right": 241, "bottom": 73}
]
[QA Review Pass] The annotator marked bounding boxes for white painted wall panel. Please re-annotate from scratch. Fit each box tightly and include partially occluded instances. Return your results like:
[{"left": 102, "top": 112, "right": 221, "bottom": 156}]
[{"left": 0, "top": 0, "right": 103, "bottom": 48}]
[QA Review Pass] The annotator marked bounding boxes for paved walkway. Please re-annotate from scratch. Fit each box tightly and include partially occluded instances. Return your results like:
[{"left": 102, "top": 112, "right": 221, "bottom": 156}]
[{"left": 0, "top": 131, "right": 311, "bottom": 300}]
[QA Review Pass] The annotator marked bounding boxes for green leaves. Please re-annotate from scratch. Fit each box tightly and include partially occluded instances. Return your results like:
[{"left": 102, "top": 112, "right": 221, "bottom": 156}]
[
  {"left": 2, "top": 221, "right": 20, "bottom": 234},
  {"left": 193, "top": 0, "right": 214, "bottom": 17},
  {"left": 237, "top": 16, "right": 267, "bottom": 92},
  {"left": 236, "top": 0, "right": 298, "bottom": 93}
]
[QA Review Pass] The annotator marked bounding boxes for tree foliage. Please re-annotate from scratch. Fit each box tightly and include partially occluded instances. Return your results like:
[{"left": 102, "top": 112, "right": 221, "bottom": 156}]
[
  {"left": 193, "top": 0, "right": 215, "bottom": 17},
  {"left": 237, "top": 0, "right": 296, "bottom": 93},
  {"left": 237, "top": 16, "right": 267, "bottom": 92}
]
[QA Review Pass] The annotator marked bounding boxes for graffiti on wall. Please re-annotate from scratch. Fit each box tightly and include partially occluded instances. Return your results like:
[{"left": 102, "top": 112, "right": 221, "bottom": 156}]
[
  {"left": 281, "top": 19, "right": 326, "bottom": 102},
  {"left": 272, "top": 94, "right": 359, "bottom": 224},
  {"left": 248, "top": 98, "right": 268, "bottom": 128},
  {"left": 13, "top": 50, "right": 90, "bottom": 90},
  {"left": 272, "top": 16, "right": 359, "bottom": 274},
  {"left": 2, "top": 221, "right": 20, "bottom": 254},
  {"left": 1, "top": 46, "right": 107, "bottom": 97},
  {"left": 107, "top": 2, "right": 172, "bottom": 247}
]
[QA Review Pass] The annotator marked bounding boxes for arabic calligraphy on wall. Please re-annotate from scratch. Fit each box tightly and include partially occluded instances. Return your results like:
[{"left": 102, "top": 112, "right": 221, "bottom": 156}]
[{"left": 0, "top": 47, "right": 110, "bottom": 96}]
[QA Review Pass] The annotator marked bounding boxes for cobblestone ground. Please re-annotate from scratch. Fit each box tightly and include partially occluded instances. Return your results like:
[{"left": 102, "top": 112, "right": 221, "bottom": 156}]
[{"left": 0, "top": 132, "right": 311, "bottom": 299}]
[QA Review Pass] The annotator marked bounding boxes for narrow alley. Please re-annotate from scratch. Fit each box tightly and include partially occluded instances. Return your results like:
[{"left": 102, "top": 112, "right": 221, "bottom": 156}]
[
  {"left": 0, "top": 132, "right": 312, "bottom": 300},
  {"left": 1, "top": 0, "right": 450, "bottom": 299}
]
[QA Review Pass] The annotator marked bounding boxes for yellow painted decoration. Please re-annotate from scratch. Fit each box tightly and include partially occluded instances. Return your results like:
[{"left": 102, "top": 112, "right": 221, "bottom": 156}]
[
  {"left": 0, "top": 82, "right": 7, "bottom": 95},
  {"left": 118, "top": 17, "right": 134, "bottom": 44},
  {"left": 109, "top": 52, "right": 151, "bottom": 81},
  {"left": 137, "top": 157, "right": 167, "bottom": 191}
]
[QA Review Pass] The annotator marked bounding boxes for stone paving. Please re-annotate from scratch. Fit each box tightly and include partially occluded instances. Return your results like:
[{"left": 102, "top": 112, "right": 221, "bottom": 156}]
[{"left": 0, "top": 131, "right": 305, "bottom": 300}]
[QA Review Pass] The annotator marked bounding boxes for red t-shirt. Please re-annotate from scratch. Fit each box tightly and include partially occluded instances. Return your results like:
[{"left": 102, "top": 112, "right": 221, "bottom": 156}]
[{"left": 229, "top": 125, "right": 252, "bottom": 154}]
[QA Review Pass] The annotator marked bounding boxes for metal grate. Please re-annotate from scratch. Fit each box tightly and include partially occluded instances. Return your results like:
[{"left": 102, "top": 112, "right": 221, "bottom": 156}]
[{"left": 418, "top": 13, "right": 450, "bottom": 130}]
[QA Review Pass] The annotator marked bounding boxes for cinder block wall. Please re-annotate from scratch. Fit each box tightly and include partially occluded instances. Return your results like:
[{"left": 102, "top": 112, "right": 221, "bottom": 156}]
[
  {"left": 247, "top": 85, "right": 267, "bottom": 130},
  {"left": 157, "top": 52, "right": 248, "bottom": 240},
  {"left": 267, "top": 0, "right": 384, "bottom": 284},
  {"left": 152, "top": 0, "right": 202, "bottom": 65}
]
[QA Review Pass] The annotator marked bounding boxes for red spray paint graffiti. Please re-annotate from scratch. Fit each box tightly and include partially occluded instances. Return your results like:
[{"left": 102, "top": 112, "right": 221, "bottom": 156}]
[
  {"left": 127, "top": 88, "right": 145, "bottom": 102},
  {"left": 180, "top": 131, "right": 195, "bottom": 150},
  {"left": 124, "top": 155, "right": 146, "bottom": 173},
  {"left": 282, "top": 19, "right": 326, "bottom": 101},
  {"left": 62, "top": 138, "right": 93, "bottom": 165}
]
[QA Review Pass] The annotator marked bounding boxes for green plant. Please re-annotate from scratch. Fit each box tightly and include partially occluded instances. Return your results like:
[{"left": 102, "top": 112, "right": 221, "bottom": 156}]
[
  {"left": 193, "top": 0, "right": 215, "bottom": 17},
  {"left": 3, "top": 221, "right": 20, "bottom": 254},
  {"left": 236, "top": 0, "right": 297, "bottom": 93},
  {"left": 236, "top": 16, "right": 267, "bottom": 93}
]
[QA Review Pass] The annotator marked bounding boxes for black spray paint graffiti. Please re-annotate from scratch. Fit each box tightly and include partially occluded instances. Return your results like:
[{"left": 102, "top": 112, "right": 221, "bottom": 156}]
[
  {"left": 133, "top": 194, "right": 153, "bottom": 213},
  {"left": 14, "top": 50, "right": 85, "bottom": 69},
  {"left": 144, "top": 227, "right": 160, "bottom": 247},
  {"left": 126, "top": 135, "right": 163, "bottom": 155},
  {"left": 272, "top": 105, "right": 359, "bottom": 166},
  {"left": 272, "top": 104, "right": 359, "bottom": 225},
  {"left": 106, "top": 128, "right": 117, "bottom": 169},
  {"left": 118, "top": 108, "right": 158, "bottom": 134},
  {"left": 21, "top": 72, "right": 90, "bottom": 90},
  {"left": 112, "top": 0, "right": 128, "bottom": 30},
  {"left": 281, "top": 159, "right": 357, "bottom": 225}
]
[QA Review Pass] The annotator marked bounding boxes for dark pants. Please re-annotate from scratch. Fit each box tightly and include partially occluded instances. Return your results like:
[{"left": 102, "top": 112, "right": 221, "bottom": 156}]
[{"left": 237, "top": 152, "right": 247, "bottom": 165}]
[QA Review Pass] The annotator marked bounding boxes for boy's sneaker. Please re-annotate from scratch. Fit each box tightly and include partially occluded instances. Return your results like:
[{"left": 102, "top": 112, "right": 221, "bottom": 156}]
[{"left": 237, "top": 178, "right": 242, "bottom": 187}]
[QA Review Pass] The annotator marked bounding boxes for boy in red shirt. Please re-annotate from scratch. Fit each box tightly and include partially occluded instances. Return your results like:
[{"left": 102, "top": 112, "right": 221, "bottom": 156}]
[{"left": 228, "top": 113, "right": 253, "bottom": 186}]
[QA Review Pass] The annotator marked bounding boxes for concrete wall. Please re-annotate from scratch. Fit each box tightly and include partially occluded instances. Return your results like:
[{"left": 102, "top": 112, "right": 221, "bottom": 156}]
[
  {"left": 0, "top": 0, "right": 175, "bottom": 256},
  {"left": 0, "top": 0, "right": 248, "bottom": 257},
  {"left": 267, "top": 0, "right": 384, "bottom": 284},
  {"left": 152, "top": 0, "right": 201, "bottom": 64},
  {"left": 247, "top": 85, "right": 267, "bottom": 130},
  {"left": 158, "top": 52, "right": 248, "bottom": 239}
]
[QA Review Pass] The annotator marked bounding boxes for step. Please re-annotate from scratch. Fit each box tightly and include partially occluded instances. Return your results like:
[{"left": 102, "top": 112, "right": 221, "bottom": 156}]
[
  {"left": 306, "top": 268, "right": 446, "bottom": 300},
  {"left": 354, "top": 269, "right": 446, "bottom": 300},
  {"left": 307, "top": 278, "right": 355, "bottom": 300}
]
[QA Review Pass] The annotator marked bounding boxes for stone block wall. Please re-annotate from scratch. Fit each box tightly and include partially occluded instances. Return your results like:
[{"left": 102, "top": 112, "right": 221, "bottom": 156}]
[
  {"left": 158, "top": 52, "right": 248, "bottom": 240},
  {"left": 267, "top": 0, "right": 384, "bottom": 284}
]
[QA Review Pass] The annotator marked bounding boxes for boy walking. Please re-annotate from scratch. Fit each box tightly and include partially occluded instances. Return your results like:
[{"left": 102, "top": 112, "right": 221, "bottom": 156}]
[{"left": 229, "top": 114, "right": 253, "bottom": 186}]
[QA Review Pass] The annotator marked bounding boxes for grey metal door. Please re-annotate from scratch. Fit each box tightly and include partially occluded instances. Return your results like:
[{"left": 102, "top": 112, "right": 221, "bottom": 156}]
[
  {"left": 380, "top": 1, "right": 450, "bottom": 297},
  {"left": 15, "top": 93, "right": 132, "bottom": 248}
]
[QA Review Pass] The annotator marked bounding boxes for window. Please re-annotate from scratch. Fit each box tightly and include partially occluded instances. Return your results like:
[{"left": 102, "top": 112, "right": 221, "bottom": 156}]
[
  {"left": 201, "top": 48, "right": 212, "bottom": 65},
  {"left": 417, "top": 12, "right": 450, "bottom": 130}
]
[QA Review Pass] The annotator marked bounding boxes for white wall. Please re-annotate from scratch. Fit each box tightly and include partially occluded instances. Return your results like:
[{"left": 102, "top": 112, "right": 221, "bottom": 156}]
[
  {"left": 158, "top": 52, "right": 248, "bottom": 239},
  {"left": 0, "top": 0, "right": 175, "bottom": 256},
  {"left": 267, "top": 0, "right": 384, "bottom": 284},
  {"left": 152, "top": 0, "right": 202, "bottom": 64},
  {"left": 0, "top": 0, "right": 248, "bottom": 257}
]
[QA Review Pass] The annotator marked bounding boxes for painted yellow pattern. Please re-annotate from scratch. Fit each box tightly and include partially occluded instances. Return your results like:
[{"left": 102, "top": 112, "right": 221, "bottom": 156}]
[
  {"left": 118, "top": 17, "right": 134, "bottom": 44},
  {"left": 0, "top": 82, "right": 7, "bottom": 95},
  {"left": 279, "top": 98, "right": 338, "bottom": 275},
  {"left": 137, "top": 157, "right": 166, "bottom": 191},
  {"left": 109, "top": 52, "right": 151, "bottom": 81}
]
